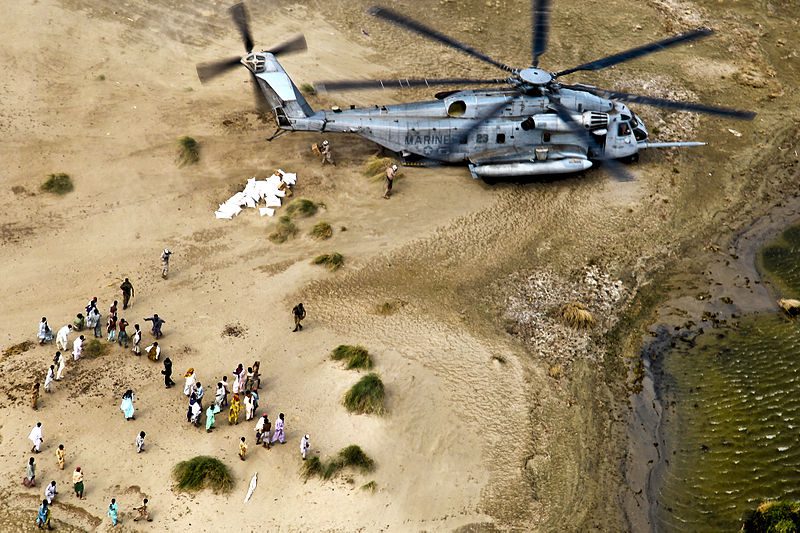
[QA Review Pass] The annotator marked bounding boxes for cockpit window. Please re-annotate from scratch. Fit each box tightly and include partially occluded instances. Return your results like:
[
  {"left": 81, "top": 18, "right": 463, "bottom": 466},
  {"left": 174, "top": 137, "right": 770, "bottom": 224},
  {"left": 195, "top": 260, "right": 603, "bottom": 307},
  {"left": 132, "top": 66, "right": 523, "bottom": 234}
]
[
  {"left": 618, "top": 122, "right": 631, "bottom": 136},
  {"left": 630, "top": 115, "right": 640, "bottom": 128}
]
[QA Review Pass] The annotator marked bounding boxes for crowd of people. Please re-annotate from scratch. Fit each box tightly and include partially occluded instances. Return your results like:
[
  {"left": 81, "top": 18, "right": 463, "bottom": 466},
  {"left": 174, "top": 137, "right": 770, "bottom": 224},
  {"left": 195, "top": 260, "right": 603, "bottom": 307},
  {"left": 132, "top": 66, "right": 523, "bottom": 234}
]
[{"left": 24, "top": 262, "right": 313, "bottom": 528}]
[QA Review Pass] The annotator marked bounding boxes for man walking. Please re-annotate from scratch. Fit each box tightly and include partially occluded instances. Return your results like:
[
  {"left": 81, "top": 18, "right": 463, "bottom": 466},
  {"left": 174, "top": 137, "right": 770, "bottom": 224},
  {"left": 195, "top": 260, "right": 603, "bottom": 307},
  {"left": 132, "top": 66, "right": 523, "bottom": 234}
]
[
  {"left": 133, "top": 498, "right": 152, "bottom": 522},
  {"left": 38, "top": 318, "right": 53, "bottom": 345},
  {"left": 320, "top": 139, "right": 334, "bottom": 165},
  {"left": 117, "top": 318, "right": 129, "bottom": 348},
  {"left": 120, "top": 278, "right": 135, "bottom": 310},
  {"left": 292, "top": 303, "right": 306, "bottom": 332},
  {"left": 72, "top": 335, "right": 85, "bottom": 361},
  {"left": 300, "top": 434, "right": 310, "bottom": 460},
  {"left": 144, "top": 314, "right": 165, "bottom": 339},
  {"left": 161, "top": 249, "right": 172, "bottom": 279},
  {"left": 384, "top": 163, "right": 398, "bottom": 199},
  {"left": 29, "top": 422, "right": 44, "bottom": 453},
  {"left": 44, "top": 365, "right": 55, "bottom": 393},
  {"left": 162, "top": 357, "right": 175, "bottom": 388},
  {"left": 131, "top": 323, "right": 142, "bottom": 355},
  {"left": 54, "top": 352, "right": 65, "bottom": 381},
  {"left": 55, "top": 324, "right": 72, "bottom": 351}
]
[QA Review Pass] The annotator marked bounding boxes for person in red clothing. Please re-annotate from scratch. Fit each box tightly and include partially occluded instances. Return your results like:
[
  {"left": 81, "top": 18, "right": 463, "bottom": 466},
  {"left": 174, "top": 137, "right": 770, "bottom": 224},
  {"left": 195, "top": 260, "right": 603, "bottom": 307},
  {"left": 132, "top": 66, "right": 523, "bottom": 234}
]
[{"left": 117, "top": 318, "right": 129, "bottom": 348}]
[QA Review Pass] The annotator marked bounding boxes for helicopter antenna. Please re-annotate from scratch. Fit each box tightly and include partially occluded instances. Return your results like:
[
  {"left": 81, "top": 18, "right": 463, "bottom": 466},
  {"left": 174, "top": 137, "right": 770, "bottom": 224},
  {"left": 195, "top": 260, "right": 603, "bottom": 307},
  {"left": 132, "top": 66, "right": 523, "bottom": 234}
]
[{"left": 531, "top": 0, "right": 551, "bottom": 67}]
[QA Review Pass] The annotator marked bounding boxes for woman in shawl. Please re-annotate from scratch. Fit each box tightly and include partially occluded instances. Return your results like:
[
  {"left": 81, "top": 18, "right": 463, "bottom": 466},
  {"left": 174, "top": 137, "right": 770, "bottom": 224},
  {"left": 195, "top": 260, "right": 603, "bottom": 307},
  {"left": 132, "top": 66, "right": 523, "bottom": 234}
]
[
  {"left": 35, "top": 499, "right": 51, "bottom": 530},
  {"left": 190, "top": 397, "right": 202, "bottom": 427},
  {"left": 270, "top": 412, "right": 286, "bottom": 444},
  {"left": 183, "top": 368, "right": 196, "bottom": 396},
  {"left": 206, "top": 404, "right": 220, "bottom": 433},
  {"left": 38, "top": 317, "right": 54, "bottom": 345},
  {"left": 120, "top": 390, "right": 135, "bottom": 420},
  {"left": 107, "top": 498, "right": 119, "bottom": 526},
  {"left": 228, "top": 393, "right": 242, "bottom": 425},
  {"left": 23, "top": 457, "right": 36, "bottom": 487}
]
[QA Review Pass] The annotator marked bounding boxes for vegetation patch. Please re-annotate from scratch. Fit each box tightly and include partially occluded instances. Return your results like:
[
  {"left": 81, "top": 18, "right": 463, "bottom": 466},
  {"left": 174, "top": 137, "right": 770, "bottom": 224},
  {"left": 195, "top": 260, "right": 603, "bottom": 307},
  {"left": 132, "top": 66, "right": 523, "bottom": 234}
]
[
  {"left": 2, "top": 340, "right": 34, "bottom": 358},
  {"left": 41, "top": 173, "right": 74, "bottom": 195},
  {"left": 176, "top": 136, "right": 200, "bottom": 166},
  {"left": 363, "top": 155, "right": 397, "bottom": 181},
  {"left": 300, "top": 83, "right": 317, "bottom": 95},
  {"left": 742, "top": 500, "right": 800, "bottom": 532},
  {"left": 285, "top": 198, "right": 319, "bottom": 218},
  {"left": 309, "top": 221, "right": 333, "bottom": 240},
  {"left": 555, "top": 301, "right": 596, "bottom": 329},
  {"left": 374, "top": 299, "right": 407, "bottom": 315},
  {"left": 343, "top": 373, "right": 385, "bottom": 415},
  {"left": 268, "top": 216, "right": 298, "bottom": 244},
  {"left": 222, "top": 323, "right": 246, "bottom": 338},
  {"left": 83, "top": 339, "right": 110, "bottom": 359},
  {"left": 313, "top": 252, "right": 344, "bottom": 271},
  {"left": 361, "top": 480, "right": 377, "bottom": 493},
  {"left": 302, "top": 445, "right": 375, "bottom": 481},
  {"left": 331, "top": 345, "right": 373, "bottom": 370},
  {"left": 172, "top": 456, "right": 233, "bottom": 494}
]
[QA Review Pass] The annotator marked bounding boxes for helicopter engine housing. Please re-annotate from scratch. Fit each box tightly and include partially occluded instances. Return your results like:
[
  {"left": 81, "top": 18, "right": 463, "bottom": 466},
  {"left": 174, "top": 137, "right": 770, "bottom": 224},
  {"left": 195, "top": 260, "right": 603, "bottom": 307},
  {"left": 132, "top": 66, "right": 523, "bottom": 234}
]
[{"left": 531, "top": 111, "right": 609, "bottom": 132}]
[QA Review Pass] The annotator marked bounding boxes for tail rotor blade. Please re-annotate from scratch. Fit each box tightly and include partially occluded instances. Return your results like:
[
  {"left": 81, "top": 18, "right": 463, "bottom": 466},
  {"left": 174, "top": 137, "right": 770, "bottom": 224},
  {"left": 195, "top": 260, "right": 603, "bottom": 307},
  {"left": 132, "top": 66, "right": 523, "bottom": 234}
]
[
  {"left": 555, "top": 27, "right": 713, "bottom": 78},
  {"left": 315, "top": 77, "right": 508, "bottom": 92},
  {"left": 532, "top": 0, "right": 551, "bottom": 67},
  {"left": 267, "top": 34, "right": 307, "bottom": 57},
  {"left": 368, "top": 6, "right": 516, "bottom": 73},
  {"left": 229, "top": 2, "right": 255, "bottom": 53},
  {"left": 196, "top": 56, "right": 243, "bottom": 83}
]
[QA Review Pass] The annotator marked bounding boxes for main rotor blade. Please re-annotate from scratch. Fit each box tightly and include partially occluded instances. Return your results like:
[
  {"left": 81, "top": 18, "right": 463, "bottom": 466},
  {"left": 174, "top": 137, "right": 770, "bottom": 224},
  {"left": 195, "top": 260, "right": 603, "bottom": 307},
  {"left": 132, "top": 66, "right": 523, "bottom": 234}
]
[
  {"left": 196, "top": 56, "right": 243, "bottom": 83},
  {"left": 250, "top": 72, "right": 271, "bottom": 113},
  {"left": 229, "top": 2, "right": 255, "bottom": 53},
  {"left": 550, "top": 100, "right": 634, "bottom": 182},
  {"left": 267, "top": 34, "right": 307, "bottom": 57},
  {"left": 588, "top": 88, "right": 756, "bottom": 120},
  {"left": 315, "top": 77, "right": 508, "bottom": 92},
  {"left": 444, "top": 96, "right": 516, "bottom": 155},
  {"left": 554, "top": 27, "right": 713, "bottom": 78},
  {"left": 368, "top": 6, "right": 516, "bottom": 73},
  {"left": 532, "top": 0, "right": 551, "bottom": 67}
]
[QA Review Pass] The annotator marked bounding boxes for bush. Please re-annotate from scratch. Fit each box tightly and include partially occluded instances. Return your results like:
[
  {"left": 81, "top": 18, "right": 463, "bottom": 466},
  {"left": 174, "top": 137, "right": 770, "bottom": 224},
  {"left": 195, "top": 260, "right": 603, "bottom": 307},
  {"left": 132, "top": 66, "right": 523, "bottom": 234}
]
[
  {"left": 331, "top": 345, "right": 373, "bottom": 370},
  {"left": 176, "top": 136, "right": 200, "bottom": 166},
  {"left": 338, "top": 445, "right": 375, "bottom": 472},
  {"left": 309, "top": 221, "right": 333, "bottom": 240},
  {"left": 41, "top": 173, "right": 74, "bottom": 195},
  {"left": 301, "top": 456, "right": 324, "bottom": 480},
  {"left": 172, "top": 456, "right": 233, "bottom": 493},
  {"left": 363, "top": 155, "right": 396, "bottom": 181},
  {"left": 83, "top": 339, "right": 110, "bottom": 358},
  {"left": 343, "top": 373, "right": 385, "bottom": 415},
  {"left": 302, "top": 446, "right": 375, "bottom": 481},
  {"left": 742, "top": 500, "right": 800, "bottom": 532},
  {"left": 269, "top": 216, "right": 298, "bottom": 244},
  {"left": 300, "top": 83, "right": 317, "bottom": 95},
  {"left": 285, "top": 198, "right": 319, "bottom": 218},
  {"left": 313, "top": 252, "right": 344, "bottom": 271},
  {"left": 556, "top": 302, "right": 595, "bottom": 329}
]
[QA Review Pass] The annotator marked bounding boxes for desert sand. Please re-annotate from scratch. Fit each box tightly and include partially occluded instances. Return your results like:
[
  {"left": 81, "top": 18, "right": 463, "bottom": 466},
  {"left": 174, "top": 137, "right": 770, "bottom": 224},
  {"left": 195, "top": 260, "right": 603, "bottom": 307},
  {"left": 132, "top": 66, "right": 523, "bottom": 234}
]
[{"left": 0, "top": 0, "right": 797, "bottom": 531}]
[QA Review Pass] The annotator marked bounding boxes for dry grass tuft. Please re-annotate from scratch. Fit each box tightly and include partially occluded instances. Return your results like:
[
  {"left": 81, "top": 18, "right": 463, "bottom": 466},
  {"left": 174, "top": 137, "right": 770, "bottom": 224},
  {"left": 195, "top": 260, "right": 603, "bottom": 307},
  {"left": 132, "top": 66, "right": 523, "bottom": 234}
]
[
  {"left": 285, "top": 198, "right": 319, "bottom": 218},
  {"left": 309, "top": 221, "right": 333, "bottom": 240},
  {"left": 331, "top": 345, "right": 373, "bottom": 370},
  {"left": 361, "top": 480, "right": 377, "bottom": 492},
  {"left": 176, "top": 136, "right": 200, "bottom": 166},
  {"left": 222, "top": 324, "right": 246, "bottom": 338},
  {"left": 41, "top": 173, "right": 74, "bottom": 195},
  {"left": 300, "top": 83, "right": 317, "bottom": 95},
  {"left": 312, "top": 252, "right": 344, "bottom": 271},
  {"left": 83, "top": 339, "right": 110, "bottom": 358},
  {"left": 363, "top": 155, "right": 396, "bottom": 181},
  {"left": 301, "top": 446, "right": 375, "bottom": 481},
  {"left": 556, "top": 302, "right": 596, "bottom": 329},
  {"left": 269, "top": 216, "right": 298, "bottom": 244},
  {"left": 548, "top": 364, "right": 563, "bottom": 379},
  {"left": 343, "top": 373, "right": 385, "bottom": 415}
]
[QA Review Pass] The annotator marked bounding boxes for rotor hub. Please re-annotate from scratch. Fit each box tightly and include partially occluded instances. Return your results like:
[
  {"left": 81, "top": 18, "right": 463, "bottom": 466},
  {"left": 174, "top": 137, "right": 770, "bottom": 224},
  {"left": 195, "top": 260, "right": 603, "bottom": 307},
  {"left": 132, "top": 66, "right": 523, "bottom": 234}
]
[{"left": 518, "top": 68, "right": 553, "bottom": 85}]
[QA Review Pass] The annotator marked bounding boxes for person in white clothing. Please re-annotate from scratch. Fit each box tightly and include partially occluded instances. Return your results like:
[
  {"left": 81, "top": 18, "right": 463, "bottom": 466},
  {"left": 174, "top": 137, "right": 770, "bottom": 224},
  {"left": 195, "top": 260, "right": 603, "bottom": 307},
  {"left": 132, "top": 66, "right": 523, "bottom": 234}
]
[
  {"left": 300, "top": 434, "right": 310, "bottom": 460},
  {"left": 131, "top": 324, "right": 142, "bottom": 355},
  {"left": 54, "top": 352, "right": 65, "bottom": 381},
  {"left": 55, "top": 325, "right": 72, "bottom": 351},
  {"left": 144, "top": 342, "right": 160, "bottom": 361},
  {"left": 72, "top": 335, "right": 85, "bottom": 361},
  {"left": 183, "top": 369, "right": 196, "bottom": 397},
  {"left": 38, "top": 318, "right": 53, "bottom": 345},
  {"left": 44, "top": 481, "right": 57, "bottom": 504},
  {"left": 29, "top": 422, "right": 44, "bottom": 453},
  {"left": 44, "top": 365, "right": 55, "bottom": 393}
]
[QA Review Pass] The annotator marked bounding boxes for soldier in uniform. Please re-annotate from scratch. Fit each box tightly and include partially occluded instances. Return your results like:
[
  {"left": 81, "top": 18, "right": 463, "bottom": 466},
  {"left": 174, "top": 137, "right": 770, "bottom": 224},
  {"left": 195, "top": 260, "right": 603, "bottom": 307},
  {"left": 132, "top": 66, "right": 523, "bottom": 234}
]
[{"left": 320, "top": 140, "right": 334, "bottom": 166}]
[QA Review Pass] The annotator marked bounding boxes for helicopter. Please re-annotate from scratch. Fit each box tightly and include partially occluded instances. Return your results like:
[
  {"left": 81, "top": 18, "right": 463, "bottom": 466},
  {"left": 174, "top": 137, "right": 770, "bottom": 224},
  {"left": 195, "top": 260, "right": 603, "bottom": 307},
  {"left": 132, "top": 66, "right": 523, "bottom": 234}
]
[{"left": 196, "top": 2, "right": 754, "bottom": 182}]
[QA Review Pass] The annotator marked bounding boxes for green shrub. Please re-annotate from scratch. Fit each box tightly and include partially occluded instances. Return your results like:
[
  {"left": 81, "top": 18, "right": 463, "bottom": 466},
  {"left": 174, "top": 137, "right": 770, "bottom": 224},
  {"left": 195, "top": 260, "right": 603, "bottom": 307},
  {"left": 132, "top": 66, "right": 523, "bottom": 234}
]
[
  {"left": 301, "top": 456, "right": 324, "bottom": 480},
  {"left": 309, "top": 221, "right": 333, "bottom": 240},
  {"left": 83, "top": 339, "right": 110, "bottom": 358},
  {"left": 742, "top": 500, "right": 800, "bottom": 532},
  {"left": 312, "top": 252, "right": 344, "bottom": 271},
  {"left": 361, "top": 480, "right": 377, "bottom": 492},
  {"left": 269, "top": 216, "right": 298, "bottom": 244},
  {"left": 343, "top": 373, "right": 385, "bottom": 415},
  {"left": 41, "top": 173, "right": 74, "bottom": 195},
  {"left": 331, "top": 345, "right": 373, "bottom": 370},
  {"left": 176, "top": 136, "right": 200, "bottom": 166},
  {"left": 286, "top": 198, "right": 319, "bottom": 218},
  {"left": 300, "top": 83, "right": 317, "bottom": 95},
  {"left": 338, "top": 445, "right": 375, "bottom": 472},
  {"left": 172, "top": 456, "right": 233, "bottom": 493},
  {"left": 302, "top": 446, "right": 375, "bottom": 481}
]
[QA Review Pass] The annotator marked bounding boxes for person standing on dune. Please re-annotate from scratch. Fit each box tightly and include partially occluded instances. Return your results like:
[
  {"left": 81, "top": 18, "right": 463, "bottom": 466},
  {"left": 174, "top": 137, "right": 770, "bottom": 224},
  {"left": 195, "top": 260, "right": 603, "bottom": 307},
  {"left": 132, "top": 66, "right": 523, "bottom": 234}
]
[{"left": 120, "top": 278, "right": 135, "bottom": 310}]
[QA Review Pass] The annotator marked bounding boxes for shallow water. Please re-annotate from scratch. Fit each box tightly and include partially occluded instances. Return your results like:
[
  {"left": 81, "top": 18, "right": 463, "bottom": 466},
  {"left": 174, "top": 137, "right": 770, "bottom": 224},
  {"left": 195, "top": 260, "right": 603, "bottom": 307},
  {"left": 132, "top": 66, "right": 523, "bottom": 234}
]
[{"left": 654, "top": 224, "right": 800, "bottom": 532}]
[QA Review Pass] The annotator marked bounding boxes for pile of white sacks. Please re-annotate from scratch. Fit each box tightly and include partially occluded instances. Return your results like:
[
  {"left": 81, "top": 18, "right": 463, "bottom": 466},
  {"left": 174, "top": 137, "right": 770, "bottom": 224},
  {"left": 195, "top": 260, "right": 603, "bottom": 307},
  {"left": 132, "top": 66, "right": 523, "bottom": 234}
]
[{"left": 214, "top": 170, "right": 297, "bottom": 219}]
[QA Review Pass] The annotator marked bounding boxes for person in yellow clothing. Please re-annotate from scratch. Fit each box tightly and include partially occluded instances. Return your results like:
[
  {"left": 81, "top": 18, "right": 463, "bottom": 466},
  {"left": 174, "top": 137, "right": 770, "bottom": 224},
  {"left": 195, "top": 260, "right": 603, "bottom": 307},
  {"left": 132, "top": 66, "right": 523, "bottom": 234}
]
[
  {"left": 228, "top": 393, "right": 242, "bottom": 425},
  {"left": 72, "top": 467, "right": 84, "bottom": 499},
  {"left": 238, "top": 437, "right": 247, "bottom": 461},
  {"left": 56, "top": 444, "right": 65, "bottom": 470}
]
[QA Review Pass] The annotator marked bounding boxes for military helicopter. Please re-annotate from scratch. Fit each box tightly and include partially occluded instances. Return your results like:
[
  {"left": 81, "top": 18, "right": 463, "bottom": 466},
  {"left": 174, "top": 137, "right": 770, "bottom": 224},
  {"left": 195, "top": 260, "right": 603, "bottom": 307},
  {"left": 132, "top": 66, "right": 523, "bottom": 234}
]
[{"left": 197, "top": 2, "right": 754, "bottom": 182}]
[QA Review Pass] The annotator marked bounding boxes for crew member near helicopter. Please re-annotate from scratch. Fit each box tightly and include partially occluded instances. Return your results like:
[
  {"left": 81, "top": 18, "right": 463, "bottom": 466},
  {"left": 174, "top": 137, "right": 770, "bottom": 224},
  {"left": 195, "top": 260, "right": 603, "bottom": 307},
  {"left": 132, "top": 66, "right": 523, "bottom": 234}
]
[
  {"left": 384, "top": 163, "right": 398, "bottom": 199},
  {"left": 320, "top": 140, "right": 334, "bottom": 166}
]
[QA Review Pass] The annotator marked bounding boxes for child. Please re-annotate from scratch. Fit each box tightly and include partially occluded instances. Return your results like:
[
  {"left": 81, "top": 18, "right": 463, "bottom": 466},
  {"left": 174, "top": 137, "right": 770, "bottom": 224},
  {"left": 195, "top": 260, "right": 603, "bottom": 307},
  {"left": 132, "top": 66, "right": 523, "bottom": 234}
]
[
  {"left": 136, "top": 431, "right": 146, "bottom": 453},
  {"left": 238, "top": 437, "right": 247, "bottom": 461},
  {"left": 56, "top": 444, "right": 65, "bottom": 470}
]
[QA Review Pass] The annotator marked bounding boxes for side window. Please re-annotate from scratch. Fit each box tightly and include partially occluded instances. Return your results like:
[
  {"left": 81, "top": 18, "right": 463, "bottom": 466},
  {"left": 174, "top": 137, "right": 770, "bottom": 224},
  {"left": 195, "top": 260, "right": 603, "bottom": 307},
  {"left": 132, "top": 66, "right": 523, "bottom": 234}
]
[
  {"left": 476, "top": 133, "right": 489, "bottom": 143},
  {"left": 618, "top": 122, "right": 630, "bottom": 136},
  {"left": 543, "top": 132, "right": 551, "bottom": 142},
  {"left": 496, "top": 133, "right": 506, "bottom": 144}
]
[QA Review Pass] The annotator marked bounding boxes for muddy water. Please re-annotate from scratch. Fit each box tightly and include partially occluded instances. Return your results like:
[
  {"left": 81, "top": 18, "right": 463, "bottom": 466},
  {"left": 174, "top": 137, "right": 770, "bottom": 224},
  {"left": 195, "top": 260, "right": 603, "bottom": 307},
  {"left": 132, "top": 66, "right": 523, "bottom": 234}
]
[{"left": 654, "top": 225, "right": 800, "bottom": 531}]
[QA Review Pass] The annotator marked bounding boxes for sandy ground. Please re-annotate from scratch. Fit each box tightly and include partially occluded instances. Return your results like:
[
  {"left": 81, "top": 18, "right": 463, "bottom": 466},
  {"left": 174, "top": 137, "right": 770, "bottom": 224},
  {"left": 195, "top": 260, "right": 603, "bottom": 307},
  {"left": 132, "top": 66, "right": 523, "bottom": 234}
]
[{"left": 0, "top": 0, "right": 798, "bottom": 531}]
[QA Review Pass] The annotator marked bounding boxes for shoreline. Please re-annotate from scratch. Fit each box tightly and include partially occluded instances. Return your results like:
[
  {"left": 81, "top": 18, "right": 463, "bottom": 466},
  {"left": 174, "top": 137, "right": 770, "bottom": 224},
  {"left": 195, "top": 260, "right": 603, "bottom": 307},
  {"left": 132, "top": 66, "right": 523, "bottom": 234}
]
[{"left": 624, "top": 197, "right": 800, "bottom": 532}]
